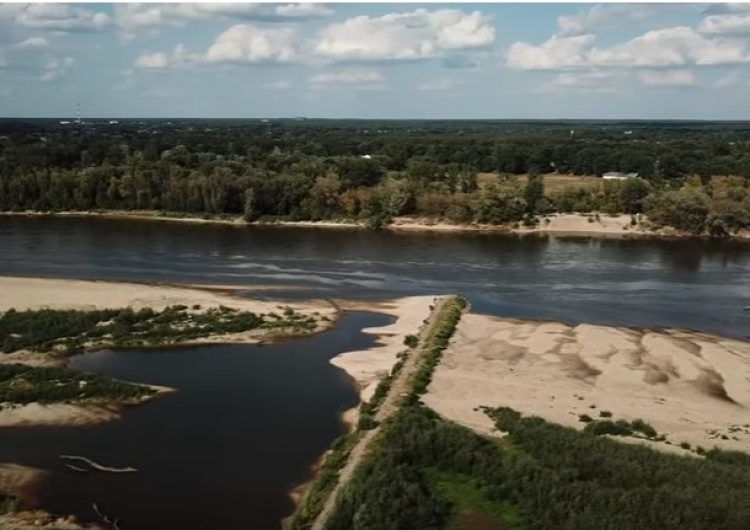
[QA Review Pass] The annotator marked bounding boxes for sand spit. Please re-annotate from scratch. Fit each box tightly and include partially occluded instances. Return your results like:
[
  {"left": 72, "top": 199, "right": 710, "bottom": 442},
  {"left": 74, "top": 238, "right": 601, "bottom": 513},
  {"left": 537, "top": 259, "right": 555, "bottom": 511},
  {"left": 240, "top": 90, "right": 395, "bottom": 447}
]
[
  {"left": 424, "top": 313, "right": 750, "bottom": 454},
  {"left": 330, "top": 296, "right": 441, "bottom": 404},
  {"left": 0, "top": 276, "right": 333, "bottom": 317}
]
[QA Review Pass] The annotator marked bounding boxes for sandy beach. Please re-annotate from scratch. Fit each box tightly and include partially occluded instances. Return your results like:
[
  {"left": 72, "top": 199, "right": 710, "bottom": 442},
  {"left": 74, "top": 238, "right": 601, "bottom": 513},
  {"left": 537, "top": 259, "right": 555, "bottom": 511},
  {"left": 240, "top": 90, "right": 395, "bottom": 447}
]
[
  {"left": 424, "top": 313, "right": 750, "bottom": 455},
  {"left": 3, "top": 210, "right": 748, "bottom": 240},
  {"left": 331, "top": 296, "right": 440, "bottom": 404},
  {"left": 0, "top": 276, "right": 333, "bottom": 316}
]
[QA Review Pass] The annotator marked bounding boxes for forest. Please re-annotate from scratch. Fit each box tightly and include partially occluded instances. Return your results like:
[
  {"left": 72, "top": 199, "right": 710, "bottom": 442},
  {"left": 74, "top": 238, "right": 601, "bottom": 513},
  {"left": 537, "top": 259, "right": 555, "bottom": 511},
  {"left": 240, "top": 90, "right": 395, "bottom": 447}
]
[{"left": 1, "top": 119, "right": 749, "bottom": 235}]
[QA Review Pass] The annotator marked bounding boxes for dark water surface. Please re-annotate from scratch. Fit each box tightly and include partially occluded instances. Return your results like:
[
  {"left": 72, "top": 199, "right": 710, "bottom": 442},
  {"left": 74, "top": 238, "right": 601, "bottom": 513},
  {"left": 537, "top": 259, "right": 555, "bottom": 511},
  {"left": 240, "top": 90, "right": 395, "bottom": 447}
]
[
  {"left": 0, "top": 311, "right": 392, "bottom": 530},
  {"left": 1, "top": 217, "right": 750, "bottom": 529},
  {"left": 2, "top": 216, "right": 750, "bottom": 337}
]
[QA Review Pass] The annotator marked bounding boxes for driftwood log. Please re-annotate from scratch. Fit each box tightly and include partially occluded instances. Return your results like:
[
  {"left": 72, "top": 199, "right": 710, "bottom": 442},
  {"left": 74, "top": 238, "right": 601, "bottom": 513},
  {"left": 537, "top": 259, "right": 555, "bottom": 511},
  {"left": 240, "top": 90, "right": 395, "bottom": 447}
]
[{"left": 60, "top": 455, "right": 137, "bottom": 473}]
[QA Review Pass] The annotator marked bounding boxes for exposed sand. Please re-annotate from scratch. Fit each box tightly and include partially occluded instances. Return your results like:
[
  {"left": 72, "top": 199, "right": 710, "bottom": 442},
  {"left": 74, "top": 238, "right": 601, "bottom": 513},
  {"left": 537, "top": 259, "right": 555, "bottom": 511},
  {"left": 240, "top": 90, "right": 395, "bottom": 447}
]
[
  {"left": 331, "top": 296, "right": 441, "bottom": 403},
  {"left": 0, "top": 403, "right": 120, "bottom": 428},
  {"left": 0, "top": 276, "right": 333, "bottom": 316},
  {"left": 424, "top": 313, "right": 750, "bottom": 454},
  {"left": 6, "top": 211, "right": 748, "bottom": 240}
]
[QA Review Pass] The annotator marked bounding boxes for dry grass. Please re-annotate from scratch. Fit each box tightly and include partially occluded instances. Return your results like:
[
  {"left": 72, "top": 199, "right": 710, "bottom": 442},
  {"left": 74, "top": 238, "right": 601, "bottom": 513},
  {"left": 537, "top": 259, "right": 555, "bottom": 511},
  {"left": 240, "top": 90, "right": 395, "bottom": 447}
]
[{"left": 477, "top": 172, "right": 601, "bottom": 193}]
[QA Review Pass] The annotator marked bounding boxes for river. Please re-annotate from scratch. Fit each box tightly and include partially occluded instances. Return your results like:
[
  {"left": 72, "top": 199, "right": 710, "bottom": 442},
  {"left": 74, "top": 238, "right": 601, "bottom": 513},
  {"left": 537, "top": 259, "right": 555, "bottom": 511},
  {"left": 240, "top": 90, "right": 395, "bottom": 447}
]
[{"left": 1, "top": 217, "right": 750, "bottom": 529}]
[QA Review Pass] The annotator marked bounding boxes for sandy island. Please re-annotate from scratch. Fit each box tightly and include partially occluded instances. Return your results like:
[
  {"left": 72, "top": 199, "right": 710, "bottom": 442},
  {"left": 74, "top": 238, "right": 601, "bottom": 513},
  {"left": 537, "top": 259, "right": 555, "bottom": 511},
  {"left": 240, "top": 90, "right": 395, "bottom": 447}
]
[
  {"left": 0, "top": 276, "right": 338, "bottom": 429},
  {"left": 424, "top": 313, "right": 750, "bottom": 455}
]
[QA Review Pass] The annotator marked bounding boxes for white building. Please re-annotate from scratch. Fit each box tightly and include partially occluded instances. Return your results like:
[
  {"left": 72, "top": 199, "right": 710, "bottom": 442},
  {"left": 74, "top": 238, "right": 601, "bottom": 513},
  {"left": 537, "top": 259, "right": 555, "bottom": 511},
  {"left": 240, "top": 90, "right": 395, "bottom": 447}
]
[{"left": 602, "top": 172, "right": 639, "bottom": 180}]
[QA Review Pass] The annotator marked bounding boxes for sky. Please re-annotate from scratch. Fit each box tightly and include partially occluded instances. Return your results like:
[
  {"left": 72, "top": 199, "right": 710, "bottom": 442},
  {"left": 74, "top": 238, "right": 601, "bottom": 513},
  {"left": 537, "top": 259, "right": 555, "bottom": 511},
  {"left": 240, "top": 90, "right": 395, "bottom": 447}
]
[{"left": 1, "top": 2, "right": 750, "bottom": 119}]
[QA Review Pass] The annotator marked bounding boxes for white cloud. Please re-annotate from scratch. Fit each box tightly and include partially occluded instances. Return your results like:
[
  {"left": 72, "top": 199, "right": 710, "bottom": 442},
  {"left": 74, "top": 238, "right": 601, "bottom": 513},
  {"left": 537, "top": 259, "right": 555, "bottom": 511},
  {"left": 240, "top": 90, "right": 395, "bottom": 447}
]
[
  {"left": 313, "top": 8, "right": 494, "bottom": 62},
  {"left": 115, "top": 3, "right": 333, "bottom": 37},
  {"left": 309, "top": 69, "right": 384, "bottom": 86},
  {"left": 14, "top": 37, "right": 49, "bottom": 50},
  {"left": 135, "top": 44, "right": 196, "bottom": 70},
  {"left": 136, "top": 25, "right": 299, "bottom": 69},
  {"left": 699, "top": 14, "right": 750, "bottom": 35},
  {"left": 417, "top": 78, "right": 461, "bottom": 92},
  {"left": 638, "top": 69, "right": 696, "bottom": 87},
  {"left": 41, "top": 56, "right": 74, "bottom": 81},
  {"left": 507, "top": 35, "right": 593, "bottom": 70},
  {"left": 558, "top": 4, "right": 666, "bottom": 36},
  {"left": 507, "top": 27, "right": 750, "bottom": 70},
  {"left": 205, "top": 25, "right": 298, "bottom": 64},
  {"left": 275, "top": 4, "right": 334, "bottom": 19},
  {"left": 263, "top": 80, "right": 294, "bottom": 90},
  {"left": 589, "top": 27, "right": 748, "bottom": 67},
  {"left": 0, "top": 4, "right": 109, "bottom": 33}
]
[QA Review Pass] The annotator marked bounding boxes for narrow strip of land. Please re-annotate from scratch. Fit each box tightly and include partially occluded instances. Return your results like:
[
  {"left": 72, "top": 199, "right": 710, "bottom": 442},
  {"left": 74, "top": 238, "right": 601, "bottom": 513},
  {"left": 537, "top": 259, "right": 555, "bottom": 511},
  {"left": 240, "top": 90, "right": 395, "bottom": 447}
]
[{"left": 309, "top": 296, "right": 452, "bottom": 530}]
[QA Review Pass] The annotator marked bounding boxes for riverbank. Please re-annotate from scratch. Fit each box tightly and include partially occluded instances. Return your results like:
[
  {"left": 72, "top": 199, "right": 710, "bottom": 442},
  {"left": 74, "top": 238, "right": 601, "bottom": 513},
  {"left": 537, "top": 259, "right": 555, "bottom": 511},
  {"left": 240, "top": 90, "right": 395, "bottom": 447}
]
[{"left": 3, "top": 210, "right": 748, "bottom": 241}]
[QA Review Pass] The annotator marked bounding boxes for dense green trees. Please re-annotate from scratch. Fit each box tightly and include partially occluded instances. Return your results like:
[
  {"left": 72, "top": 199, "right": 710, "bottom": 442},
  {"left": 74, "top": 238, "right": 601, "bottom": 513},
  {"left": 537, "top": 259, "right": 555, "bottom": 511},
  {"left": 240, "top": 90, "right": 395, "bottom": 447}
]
[
  {"left": 325, "top": 403, "right": 750, "bottom": 530},
  {"left": 1, "top": 119, "right": 749, "bottom": 234}
]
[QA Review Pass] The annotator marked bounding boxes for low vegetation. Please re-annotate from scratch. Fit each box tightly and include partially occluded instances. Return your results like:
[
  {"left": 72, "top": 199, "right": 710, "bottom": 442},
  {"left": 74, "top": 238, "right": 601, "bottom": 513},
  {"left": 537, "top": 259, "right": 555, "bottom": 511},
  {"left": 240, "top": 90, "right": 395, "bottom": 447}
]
[
  {"left": 0, "top": 305, "right": 318, "bottom": 355},
  {"left": 325, "top": 403, "right": 750, "bottom": 530},
  {"left": 0, "top": 363, "right": 154, "bottom": 406},
  {"left": 580, "top": 415, "right": 659, "bottom": 440}
]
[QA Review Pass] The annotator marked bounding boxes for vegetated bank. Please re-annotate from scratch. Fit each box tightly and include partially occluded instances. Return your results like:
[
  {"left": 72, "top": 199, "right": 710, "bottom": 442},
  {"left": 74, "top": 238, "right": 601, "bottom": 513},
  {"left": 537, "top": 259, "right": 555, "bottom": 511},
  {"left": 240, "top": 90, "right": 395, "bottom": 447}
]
[
  {"left": 2, "top": 119, "right": 750, "bottom": 238},
  {"left": 287, "top": 295, "right": 466, "bottom": 530},
  {"left": 315, "top": 307, "right": 750, "bottom": 530}
]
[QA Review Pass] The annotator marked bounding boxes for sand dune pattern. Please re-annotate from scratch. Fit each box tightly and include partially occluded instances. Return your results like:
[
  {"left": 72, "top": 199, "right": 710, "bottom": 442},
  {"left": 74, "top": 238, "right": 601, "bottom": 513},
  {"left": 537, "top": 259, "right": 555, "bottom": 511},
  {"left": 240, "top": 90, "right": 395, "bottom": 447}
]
[{"left": 424, "top": 314, "right": 750, "bottom": 454}]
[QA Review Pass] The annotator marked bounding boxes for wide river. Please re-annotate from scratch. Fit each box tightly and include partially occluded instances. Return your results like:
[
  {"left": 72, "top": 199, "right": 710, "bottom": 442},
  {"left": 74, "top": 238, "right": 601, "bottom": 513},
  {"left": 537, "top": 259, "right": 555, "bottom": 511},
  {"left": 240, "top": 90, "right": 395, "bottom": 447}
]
[{"left": 1, "top": 217, "right": 750, "bottom": 529}]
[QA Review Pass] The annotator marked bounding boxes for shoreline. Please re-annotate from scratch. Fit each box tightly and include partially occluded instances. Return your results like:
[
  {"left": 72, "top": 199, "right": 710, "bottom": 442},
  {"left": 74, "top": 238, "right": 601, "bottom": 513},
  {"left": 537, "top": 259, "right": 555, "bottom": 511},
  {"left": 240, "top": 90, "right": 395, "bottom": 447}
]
[
  {"left": 3, "top": 210, "right": 748, "bottom": 242},
  {"left": 283, "top": 295, "right": 441, "bottom": 522}
]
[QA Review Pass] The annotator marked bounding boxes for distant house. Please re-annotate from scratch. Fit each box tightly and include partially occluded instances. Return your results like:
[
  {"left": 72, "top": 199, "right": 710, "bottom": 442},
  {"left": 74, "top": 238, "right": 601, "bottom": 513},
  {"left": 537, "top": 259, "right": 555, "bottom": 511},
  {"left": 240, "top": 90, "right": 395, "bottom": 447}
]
[{"left": 602, "top": 172, "right": 639, "bottom": 180}]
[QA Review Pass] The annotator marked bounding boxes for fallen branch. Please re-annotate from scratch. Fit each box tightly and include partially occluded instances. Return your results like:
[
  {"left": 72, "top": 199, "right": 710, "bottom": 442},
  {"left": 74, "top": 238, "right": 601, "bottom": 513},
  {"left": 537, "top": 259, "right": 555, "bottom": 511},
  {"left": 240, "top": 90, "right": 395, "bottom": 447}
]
[{"left": 60, "top": 455, "right": 137, "bottom": 473}]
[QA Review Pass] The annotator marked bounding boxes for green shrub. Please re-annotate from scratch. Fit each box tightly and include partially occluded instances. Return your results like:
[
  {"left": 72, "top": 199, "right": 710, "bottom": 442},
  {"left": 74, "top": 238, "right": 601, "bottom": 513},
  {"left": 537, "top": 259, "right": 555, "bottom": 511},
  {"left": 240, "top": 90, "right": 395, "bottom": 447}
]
[{"left": 403, "top": 334, "right": 419, "bottom": 348}]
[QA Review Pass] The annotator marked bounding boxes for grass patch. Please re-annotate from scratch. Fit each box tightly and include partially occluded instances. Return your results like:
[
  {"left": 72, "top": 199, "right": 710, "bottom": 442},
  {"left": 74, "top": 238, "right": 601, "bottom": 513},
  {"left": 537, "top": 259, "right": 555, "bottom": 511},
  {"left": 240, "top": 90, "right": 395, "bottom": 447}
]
[{"left": 427, "top": 469, "right": 522, "bottom": 530}]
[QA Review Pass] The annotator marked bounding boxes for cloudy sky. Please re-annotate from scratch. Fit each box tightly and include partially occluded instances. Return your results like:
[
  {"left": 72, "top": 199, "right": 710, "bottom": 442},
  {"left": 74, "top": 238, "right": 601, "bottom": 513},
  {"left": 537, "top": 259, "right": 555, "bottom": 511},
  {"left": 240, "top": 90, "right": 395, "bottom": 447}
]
[{"left": 1, "top": 2, "right": 750, "bottom": 119}]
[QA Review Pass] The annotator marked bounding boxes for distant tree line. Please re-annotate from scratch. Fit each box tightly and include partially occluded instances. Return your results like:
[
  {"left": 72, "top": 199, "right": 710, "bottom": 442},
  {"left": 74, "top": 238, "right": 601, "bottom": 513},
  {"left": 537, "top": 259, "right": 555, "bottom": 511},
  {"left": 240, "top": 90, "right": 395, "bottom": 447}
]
[{"left": 1, "top": 121, "right": 749, "bottom": 235}]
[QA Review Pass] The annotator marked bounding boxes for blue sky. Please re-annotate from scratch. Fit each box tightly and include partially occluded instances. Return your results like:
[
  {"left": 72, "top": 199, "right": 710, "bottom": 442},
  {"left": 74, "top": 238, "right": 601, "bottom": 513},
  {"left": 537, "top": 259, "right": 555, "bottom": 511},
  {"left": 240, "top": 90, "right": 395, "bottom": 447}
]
[{"left": 1, "top": 2, "right": 749, "bottom": 119}]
